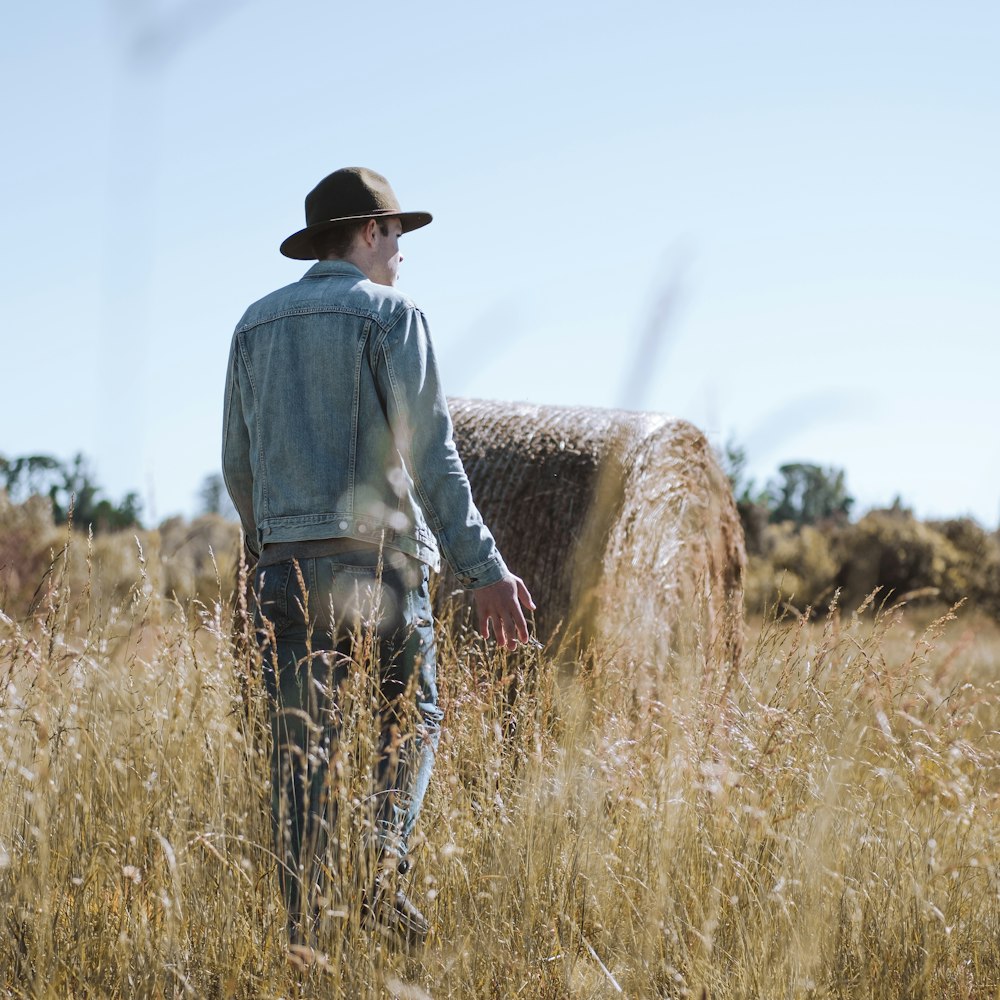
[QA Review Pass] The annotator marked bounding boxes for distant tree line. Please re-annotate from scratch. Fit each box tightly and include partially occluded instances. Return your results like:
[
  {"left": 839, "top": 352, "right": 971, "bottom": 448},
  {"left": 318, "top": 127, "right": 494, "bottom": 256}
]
[
  {"left": 0, "top": 452, "right": 142, "bottom": 532},
  {"left": 722, "top": 441, "right": 853, "bottom": 544},
  {"left": 0, "top": 452, "right": 242, "bottom": 533},
  {"left": 721, "top": 440, "right": 1000, "bottom": 619}
]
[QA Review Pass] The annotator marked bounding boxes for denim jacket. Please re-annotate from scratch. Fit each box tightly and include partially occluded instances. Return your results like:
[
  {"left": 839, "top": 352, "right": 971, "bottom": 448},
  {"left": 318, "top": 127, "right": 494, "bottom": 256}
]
[{"left": 222, "top": 260, "right": 508, "bottom": 589}]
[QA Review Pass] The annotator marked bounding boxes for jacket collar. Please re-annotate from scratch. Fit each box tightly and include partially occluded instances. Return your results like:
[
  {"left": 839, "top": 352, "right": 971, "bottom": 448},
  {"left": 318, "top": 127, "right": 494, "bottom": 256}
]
[{"left": 302, "top": 260, "right": 367, "bottom": 280}]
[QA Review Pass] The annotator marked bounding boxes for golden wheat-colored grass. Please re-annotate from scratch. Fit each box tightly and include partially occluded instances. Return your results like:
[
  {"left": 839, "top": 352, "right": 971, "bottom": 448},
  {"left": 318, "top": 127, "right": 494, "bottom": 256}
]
[{"left": 1, "top": 534, "right": 999, "bottom": 998}]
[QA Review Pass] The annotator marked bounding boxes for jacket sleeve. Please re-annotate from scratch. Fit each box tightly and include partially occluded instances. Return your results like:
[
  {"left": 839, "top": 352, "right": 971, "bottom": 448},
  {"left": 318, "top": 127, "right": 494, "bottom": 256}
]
[
  {"left": 375, "top": 306, "right": 508, "bottom": 589},
  {"left": 221, "top": 335, "right": 260, "bottom": 560}
]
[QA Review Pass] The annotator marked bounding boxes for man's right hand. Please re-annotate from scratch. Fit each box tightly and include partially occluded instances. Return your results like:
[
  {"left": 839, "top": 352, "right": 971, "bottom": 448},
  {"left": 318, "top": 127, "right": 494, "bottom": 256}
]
[{"left": 472, "top": 573, "right": 536, "bottom": 650}]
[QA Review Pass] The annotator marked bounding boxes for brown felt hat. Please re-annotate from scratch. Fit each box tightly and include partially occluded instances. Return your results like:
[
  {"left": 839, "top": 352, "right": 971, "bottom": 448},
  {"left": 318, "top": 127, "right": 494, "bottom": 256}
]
[{"left": 279, "top": 167, "right": 432, "bottom": 260}]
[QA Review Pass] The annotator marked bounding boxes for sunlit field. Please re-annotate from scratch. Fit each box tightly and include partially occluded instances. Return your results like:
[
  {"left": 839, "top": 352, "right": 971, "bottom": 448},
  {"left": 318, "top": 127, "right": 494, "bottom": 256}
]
[{"left": 2, "top": 533, "right": 999, "bottom": 999}]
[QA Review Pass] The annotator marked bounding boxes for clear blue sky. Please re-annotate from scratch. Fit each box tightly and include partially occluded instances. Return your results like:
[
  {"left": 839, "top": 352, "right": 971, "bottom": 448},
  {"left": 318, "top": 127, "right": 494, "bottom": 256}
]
[{"left": 3, "top": 0, "right": 998, "bottom": 527}]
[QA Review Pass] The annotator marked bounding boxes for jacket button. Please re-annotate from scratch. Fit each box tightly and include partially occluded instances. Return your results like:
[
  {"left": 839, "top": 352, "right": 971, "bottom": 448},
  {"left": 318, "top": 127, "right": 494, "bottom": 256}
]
[
  {"left": 358, "top": 523, "right": 368, "bottom": 534},
  {"left": 338, "top": 520, "right": 348, "bottom": 530}
]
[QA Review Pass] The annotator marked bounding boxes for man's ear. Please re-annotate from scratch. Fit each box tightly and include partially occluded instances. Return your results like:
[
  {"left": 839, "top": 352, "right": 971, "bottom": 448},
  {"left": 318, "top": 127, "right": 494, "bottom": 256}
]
[{"left": 362, "top": 218, "right": 379, "bottom": 247}]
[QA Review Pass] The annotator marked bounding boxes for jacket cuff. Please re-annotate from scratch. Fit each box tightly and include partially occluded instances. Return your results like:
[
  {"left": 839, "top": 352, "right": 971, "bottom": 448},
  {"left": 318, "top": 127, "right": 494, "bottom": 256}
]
[{"left": 454, "top": 553, "right": 509, "bottom": 590}]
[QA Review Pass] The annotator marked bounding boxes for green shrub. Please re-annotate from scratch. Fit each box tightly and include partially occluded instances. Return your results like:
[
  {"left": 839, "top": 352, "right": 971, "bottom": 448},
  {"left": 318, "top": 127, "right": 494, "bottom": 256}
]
[
  {"left": 835, "top": 509, "right": 969, "bottom": 611},
  {"left": 745, "top": 521, "right": 838, "bottom": 613},
  {"left": 745, "top": 509, "right": 1000, "bottom": 620},
  {"left": 927, "top": 517, "right": 1000, "bottom": 618}
]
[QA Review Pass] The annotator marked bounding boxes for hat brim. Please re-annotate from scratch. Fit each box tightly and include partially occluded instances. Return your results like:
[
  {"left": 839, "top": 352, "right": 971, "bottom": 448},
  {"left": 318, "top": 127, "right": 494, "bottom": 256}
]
[{"left": 279, "top": 210, "right": 433, "bottom": 260}]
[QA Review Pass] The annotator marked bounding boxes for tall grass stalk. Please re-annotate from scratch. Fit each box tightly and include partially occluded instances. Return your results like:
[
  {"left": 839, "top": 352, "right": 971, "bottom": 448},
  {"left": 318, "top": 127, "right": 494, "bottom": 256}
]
[{"left": 1, "top": 536, "right": 998, "bottom": 997}]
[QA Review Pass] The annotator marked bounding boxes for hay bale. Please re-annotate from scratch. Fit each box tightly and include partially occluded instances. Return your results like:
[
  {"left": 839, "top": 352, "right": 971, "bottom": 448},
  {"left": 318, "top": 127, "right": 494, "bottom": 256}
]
[{"left": 443, "top": 398, "right": 746, "bottom": 664}]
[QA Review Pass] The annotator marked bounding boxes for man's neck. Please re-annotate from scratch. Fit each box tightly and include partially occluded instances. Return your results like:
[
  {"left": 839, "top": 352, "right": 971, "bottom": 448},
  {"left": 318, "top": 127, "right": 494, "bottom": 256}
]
[{"left": 324, "top": 250, "right": 373, "bottom": 281}]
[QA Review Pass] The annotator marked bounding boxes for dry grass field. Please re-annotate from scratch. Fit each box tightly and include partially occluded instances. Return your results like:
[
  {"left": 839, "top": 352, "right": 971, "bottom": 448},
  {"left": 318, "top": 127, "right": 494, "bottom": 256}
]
[{"left": 1, "top": 531, "right": 999, "bottom": 998}]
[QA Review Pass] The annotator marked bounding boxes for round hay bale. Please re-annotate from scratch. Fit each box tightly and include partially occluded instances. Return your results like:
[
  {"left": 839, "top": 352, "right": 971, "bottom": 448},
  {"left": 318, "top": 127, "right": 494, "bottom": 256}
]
[{"left": 443, "top": 397, "right": 746, "bottom": 665}]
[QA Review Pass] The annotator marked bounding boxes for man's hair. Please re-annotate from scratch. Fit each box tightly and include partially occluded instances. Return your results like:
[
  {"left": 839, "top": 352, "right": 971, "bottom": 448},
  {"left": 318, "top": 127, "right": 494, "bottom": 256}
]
[{"left": 312, "top": 217, "right": 391, "bottom": 259}]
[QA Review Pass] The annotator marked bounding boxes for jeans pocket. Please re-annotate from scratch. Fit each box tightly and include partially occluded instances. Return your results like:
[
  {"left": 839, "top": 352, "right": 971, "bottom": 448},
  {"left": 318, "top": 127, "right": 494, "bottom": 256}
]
[{"left": 255, "top": 561, "right": 293, "bottom": 629}]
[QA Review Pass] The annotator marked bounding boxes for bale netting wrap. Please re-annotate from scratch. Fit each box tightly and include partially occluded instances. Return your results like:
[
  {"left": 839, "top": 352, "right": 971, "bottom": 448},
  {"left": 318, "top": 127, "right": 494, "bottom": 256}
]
[{"left": 442, "top": 397, "right": 746, "bottom": 665}]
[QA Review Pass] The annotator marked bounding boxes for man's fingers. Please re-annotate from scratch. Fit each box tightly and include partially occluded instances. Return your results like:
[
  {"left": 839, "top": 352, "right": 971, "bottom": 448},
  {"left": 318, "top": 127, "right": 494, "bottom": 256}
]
[
  {"left": 481, "top": 608, "right": 506, "bottom": 647},
  {"left": 492, "top": 615, "right": 508, "bottom": 649},
  {"left": 516, "top": 578, "right": 536, "bottom": 610},
  {"left": 509, "top": 607, "right": 528, "bottom": 644}
]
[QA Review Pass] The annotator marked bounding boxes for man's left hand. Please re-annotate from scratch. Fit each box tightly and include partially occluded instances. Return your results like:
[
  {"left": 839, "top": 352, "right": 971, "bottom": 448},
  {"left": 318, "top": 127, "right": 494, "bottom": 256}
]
[{"left": 472, "top": 574, "right": 536, "bottom": 651}]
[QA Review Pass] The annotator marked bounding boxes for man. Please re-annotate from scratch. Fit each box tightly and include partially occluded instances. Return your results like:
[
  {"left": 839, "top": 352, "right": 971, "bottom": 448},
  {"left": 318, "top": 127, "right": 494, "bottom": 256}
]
[{"left": 222, "top": 166, "right": 534, "bottom": 949}]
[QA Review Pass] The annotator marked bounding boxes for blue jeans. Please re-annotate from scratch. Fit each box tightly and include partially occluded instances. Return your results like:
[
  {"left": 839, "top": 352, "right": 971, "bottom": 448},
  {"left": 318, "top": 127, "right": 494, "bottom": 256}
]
[{"left": 253, "top": 547, "right": 440, "bottom": 941}]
